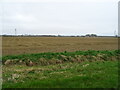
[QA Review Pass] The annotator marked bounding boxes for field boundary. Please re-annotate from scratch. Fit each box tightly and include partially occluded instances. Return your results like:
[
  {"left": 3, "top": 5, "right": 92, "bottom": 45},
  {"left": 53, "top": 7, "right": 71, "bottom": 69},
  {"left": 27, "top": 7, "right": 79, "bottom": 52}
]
[{"left": 2, "top": 50, "right": 120, "bottom": 66}]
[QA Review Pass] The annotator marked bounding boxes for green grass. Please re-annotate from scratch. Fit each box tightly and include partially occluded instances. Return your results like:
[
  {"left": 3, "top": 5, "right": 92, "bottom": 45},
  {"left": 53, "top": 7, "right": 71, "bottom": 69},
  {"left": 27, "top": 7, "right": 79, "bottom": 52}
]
[
  {"left": 3, "top": 60, "right": 118, "bottom": 88},
  {"left": 2, "top": 50, "right": 120, "bottom": 65},
  {"left": 2, "top": 50, "right": 120, "bottom": 61},
  {"left": 2, "top": 50, "right": 119, "bottom": 88}
]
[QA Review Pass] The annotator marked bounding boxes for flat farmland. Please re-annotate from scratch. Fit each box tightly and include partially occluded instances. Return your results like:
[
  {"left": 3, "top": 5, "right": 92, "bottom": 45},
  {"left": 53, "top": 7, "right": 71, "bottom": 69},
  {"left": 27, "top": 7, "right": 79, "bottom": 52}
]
[
  {"left": 2, "top": 37, "right": 118, "bottom": 56},
  {"left": 2, "top": 37, "right": 119, "bottom": 88}
]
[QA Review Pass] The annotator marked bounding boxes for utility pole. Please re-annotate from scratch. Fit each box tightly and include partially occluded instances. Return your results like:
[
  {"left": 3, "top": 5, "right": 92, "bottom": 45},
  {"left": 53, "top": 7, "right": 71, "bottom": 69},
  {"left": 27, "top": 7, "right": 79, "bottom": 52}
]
[
  {"left": 114, "top": 30, "right": 117, "bottom": 37},
  {"left": 15, "top": 28, "right": 17, "bottom": 36},
  {"left": 114, "top": 30, "right": 116, "bottom": 36}
]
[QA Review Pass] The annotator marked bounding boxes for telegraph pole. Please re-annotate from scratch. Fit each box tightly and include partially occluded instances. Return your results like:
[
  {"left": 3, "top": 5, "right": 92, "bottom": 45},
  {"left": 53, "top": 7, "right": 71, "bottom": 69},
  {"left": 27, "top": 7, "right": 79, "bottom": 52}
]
[
  {"left": 114, "top": 30, "right": 118, "bottom": 37},
  {"left": 15, "top": 28, "right": 17, "bottom": 36},
  {"left": 114, "top": 30, "right": 116, "bottom": 36}
]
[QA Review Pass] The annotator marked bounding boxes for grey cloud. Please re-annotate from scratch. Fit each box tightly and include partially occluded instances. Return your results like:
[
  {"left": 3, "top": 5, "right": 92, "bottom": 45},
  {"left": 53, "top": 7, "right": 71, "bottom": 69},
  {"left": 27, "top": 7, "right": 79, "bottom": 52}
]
[{"left": 2, "top": 2, "right": 117, "bottom": 36}]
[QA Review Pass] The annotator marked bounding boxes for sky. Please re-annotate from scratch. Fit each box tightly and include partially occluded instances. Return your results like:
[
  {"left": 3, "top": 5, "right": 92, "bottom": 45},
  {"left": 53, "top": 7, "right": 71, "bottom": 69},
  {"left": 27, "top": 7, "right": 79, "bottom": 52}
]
[{"left": 0, "top": 0, "right": 119, "bottom": 36}]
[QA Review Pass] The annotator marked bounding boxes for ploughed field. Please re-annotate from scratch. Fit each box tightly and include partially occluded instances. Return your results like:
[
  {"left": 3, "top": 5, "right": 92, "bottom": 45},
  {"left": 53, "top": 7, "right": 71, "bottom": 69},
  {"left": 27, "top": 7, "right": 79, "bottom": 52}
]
[{"left": 2, "top": 37, "right": 118, "bottom": 56}]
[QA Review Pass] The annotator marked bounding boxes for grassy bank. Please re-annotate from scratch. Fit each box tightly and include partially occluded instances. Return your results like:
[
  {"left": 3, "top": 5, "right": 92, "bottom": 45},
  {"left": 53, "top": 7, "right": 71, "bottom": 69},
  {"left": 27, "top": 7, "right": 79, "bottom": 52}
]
[{"left": 2, "top": 50, "right": 120, "bottom": 66}]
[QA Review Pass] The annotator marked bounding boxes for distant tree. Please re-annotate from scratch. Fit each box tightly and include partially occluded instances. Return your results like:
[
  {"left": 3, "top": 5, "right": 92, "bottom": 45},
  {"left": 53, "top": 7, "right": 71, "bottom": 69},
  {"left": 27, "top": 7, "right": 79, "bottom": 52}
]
[
  {"left": 58, "top": 35, "right": 61, "bottom": 37},
  {"left": 85, "top": 34, "right": 97, "bottom": 37},
  {"left": 86, "top": 34, "right": 91, "bottom": 37},
  {"left": 91, "top": 34, "right": 97, "bottom": 37}
]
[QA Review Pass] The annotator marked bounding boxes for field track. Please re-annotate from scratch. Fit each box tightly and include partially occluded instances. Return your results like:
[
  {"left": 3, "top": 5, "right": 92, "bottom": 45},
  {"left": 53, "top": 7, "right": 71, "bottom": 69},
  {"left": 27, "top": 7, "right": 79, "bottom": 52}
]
[{"left": 2, "top": 37, "right": 118, "bottom": 56}]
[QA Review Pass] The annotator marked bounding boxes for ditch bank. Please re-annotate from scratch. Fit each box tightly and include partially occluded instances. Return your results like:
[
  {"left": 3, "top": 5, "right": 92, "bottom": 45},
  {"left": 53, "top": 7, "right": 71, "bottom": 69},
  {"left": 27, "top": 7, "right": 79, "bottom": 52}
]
[{"left": 2, "top": 50, "right": 120, "bottom": 66}]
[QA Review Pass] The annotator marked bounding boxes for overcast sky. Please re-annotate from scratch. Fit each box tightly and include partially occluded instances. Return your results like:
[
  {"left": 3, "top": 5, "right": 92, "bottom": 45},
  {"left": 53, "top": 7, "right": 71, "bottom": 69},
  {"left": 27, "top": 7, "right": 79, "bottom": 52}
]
[{"left": 0, "top": 0, "right": 119, "bottom": 36}]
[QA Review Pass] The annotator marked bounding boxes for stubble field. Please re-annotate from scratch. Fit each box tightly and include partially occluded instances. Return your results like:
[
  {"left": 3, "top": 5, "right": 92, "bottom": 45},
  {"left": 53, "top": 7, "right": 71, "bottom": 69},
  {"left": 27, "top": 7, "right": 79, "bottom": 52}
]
[{"left": 2, "top": 37, "right": 118, "bottom": 56}]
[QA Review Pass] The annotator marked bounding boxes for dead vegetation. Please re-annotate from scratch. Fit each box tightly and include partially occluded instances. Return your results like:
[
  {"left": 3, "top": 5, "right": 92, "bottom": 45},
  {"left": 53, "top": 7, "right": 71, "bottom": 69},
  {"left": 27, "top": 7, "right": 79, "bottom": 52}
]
[{"left": 3, "top": 52, "right": 119, "bottom": 66}]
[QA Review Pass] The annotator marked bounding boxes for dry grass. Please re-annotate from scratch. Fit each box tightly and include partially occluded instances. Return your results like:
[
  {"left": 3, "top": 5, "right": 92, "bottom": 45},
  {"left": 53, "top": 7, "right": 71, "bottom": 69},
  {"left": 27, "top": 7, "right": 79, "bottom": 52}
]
[{"left": 2, "top": 37, "right": 118, "bottom": 56}]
